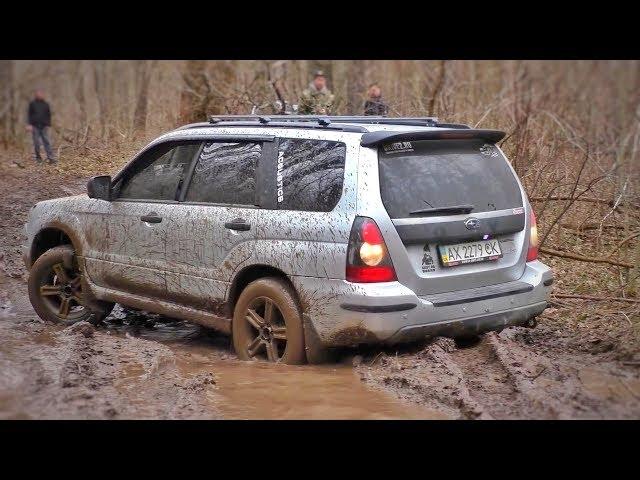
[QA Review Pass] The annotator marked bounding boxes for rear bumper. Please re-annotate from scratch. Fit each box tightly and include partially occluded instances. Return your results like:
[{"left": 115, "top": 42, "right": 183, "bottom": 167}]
[
  {"left": 385, "top": 301, "right": 546, "bottom": 343},
  {"left": 291, "top": 260, "right": 552, "bottom": 347}
]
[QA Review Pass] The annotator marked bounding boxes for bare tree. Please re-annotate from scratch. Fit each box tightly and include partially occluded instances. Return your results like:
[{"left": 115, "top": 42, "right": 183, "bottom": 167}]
[
  {"left": 93, "top": 60, "right": 112, "bottom": 140},
  {"left": 132, "top": 60, "right": 155, "bottom": 137},
  {"left": 72, "top": 60, "right": 87, "bottom": 143},
  {"left": 0, "top": 60, "right": 14, "bottom": 148},
  {"left": 179, "top": 60, "right": 210, "bottom": 124}
]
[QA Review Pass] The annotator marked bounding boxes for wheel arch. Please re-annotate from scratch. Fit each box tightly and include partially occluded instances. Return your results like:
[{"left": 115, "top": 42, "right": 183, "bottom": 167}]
[
  {"left": 28, "top": 222, "right": 83, "bottom": 268},
  {"left": 227, "top": 264, "right": 298, "bottom": 310}
]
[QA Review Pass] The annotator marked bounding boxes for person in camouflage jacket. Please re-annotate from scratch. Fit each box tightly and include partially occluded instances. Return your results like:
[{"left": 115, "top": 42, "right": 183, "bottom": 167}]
[{"left": 298, "top": 70, "right": 335, "bottom": 115}]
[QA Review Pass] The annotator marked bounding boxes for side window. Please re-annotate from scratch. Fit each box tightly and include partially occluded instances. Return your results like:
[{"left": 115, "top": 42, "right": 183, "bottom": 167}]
[
  {"left": 277, "top": 139, "right": 346, "bottom": 212},
  {"left": 117, "top": 142, "right": 200, "bottom": 201},
  {"left": 185, "top": 142, "right": 261, "bottom": 205}
]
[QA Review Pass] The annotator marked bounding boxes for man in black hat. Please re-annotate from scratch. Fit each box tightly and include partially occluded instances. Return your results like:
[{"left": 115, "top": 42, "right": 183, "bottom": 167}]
[
  {"left": 27, "top": 88, "right": 55, "bottom": 163},
  {"left": 298, "top": 70, "right": 335, "bottom": 115}
]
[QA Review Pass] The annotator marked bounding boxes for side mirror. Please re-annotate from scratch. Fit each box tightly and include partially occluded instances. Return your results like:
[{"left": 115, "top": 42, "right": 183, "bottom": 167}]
[{"left": 87, "top": 175, "right": 112, "bottom": 201}]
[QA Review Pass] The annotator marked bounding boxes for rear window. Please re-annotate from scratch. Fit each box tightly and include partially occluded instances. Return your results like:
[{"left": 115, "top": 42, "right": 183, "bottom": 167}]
[{"left": 378, "top": 139, "right": 523, "bottom": 219}]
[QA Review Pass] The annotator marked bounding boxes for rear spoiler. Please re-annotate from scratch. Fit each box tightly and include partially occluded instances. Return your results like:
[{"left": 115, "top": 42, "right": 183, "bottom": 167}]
[{"left": 360, "top": 129, "right": 506, "bottom": 147}]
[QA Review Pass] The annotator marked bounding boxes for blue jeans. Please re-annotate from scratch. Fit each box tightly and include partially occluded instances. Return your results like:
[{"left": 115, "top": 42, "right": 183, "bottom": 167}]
[{"left": 32, "top": 126, "right": 54, "bottom": 161}]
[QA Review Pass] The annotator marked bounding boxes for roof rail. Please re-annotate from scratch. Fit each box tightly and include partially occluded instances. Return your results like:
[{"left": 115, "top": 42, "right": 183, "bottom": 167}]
[
  {"left": 174, "top": 115, "right": 470, "bottom": 133},
  {"left": 208, "top": 115, "right": 448, "bottom": 128}
]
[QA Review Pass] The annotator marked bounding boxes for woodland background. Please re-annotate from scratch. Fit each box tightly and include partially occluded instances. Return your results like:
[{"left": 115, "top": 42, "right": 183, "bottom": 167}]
[{"left": 1, "top": 59, "right": 639, "bottom": 310}]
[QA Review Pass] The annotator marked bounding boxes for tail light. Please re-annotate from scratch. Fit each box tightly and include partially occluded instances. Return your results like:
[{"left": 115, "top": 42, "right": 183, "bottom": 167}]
[
  {"left": 526, "top": 208, "right": 539, "bottom": 262},
  {"left": 346, "top": 217, "right": 397, "bottom": 283}
]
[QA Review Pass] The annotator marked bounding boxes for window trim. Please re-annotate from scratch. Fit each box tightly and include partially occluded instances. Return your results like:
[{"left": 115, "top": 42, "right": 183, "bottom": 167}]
[{"left": 112, "top": 135, "right": 274, "bottom": 184}]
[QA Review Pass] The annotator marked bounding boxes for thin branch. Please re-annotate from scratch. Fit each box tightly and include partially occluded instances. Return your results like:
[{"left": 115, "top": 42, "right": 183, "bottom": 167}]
[
  {"left": 552, "top": 293, "right": 640, "bottom": 304},
  {"left": 540, "top": 246, "right": 634, "bottom": 269}
]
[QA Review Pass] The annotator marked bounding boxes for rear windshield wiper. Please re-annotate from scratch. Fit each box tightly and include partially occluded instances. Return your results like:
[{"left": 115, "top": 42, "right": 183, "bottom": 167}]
[{"left": 409, "top": 204, "right": 475, "bottom": 216}]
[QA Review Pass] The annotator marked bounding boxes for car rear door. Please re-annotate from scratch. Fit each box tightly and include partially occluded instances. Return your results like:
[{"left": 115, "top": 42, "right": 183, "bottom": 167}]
[
  {"left": 159, "top": 137, "right": 270, "bottom": 311},
  {"left": 369, "top": 136, "right": 530, "bottom": 296}
]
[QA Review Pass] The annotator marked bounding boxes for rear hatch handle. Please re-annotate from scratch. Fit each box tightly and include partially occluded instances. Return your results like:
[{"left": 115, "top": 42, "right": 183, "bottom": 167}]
[{"left": 409, "top": 204, "right": 475, "bottom": 216}]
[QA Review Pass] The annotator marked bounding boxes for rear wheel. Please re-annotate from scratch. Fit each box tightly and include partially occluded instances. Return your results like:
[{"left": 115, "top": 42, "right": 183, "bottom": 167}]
[
  {"left": 28, "top": 245, "right": 113, "bottom": 325},
  {"left": 232, "top": 277, "right": 306, "bottom": 364}
]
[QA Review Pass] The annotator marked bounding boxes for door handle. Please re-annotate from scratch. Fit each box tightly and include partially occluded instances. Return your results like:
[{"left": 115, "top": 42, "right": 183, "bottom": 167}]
[
  {"left": 224, "top": 218, "right": 251, "bottom": 231},
  {"left": 140, "top": 213, "right": 162, "bottom": 224}
]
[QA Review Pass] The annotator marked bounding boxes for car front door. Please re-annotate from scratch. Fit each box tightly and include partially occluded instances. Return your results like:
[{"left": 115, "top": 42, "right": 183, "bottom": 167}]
[{"left": 81, "top": 141, "right": 201, "bottom": 299}]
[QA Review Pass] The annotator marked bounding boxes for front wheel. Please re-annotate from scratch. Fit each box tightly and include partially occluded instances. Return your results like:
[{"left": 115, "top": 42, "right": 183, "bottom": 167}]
[
  {"left": 232, "top": 277, "right": 306, "bottom": 364},
  {"left": 27, "top": 245, "right": 113, "bottom": 325}
]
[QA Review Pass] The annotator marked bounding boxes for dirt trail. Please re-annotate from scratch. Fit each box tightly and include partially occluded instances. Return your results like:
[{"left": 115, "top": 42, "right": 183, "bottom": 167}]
[
  {"left": 0, "top": 160, "right": 440, "bottom": 419},
  {"left": 2, "top": 158, "right": 639, "bottom": 419}
]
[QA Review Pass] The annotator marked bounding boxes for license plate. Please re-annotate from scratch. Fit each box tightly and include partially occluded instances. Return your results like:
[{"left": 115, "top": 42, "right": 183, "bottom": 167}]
[{"left": 438, "top": 239, "right": 502, "bottom": 267}]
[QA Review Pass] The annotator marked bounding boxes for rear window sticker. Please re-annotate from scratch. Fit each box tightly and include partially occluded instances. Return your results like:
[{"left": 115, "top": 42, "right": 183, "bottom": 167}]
[
  {"left": 276, "top": 150, "right": 284, "bottom": 203},
  {"left": 422, "top": 244, "right": 436, "bottom": 273},
  {"left": 383, "top": 141, "right": 414, "bottom": 154}
]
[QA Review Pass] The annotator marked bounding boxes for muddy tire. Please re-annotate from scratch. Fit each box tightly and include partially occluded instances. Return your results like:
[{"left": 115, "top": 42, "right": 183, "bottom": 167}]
[
  {"left": 28, "top": 245, "right": 113, "bottom": 325},
  {"left": 232, "top": 277, "right": 306, "bottom": 365}
]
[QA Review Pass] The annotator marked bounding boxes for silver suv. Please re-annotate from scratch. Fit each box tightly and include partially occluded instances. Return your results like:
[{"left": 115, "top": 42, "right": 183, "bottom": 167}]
[{"left": 23, "top": 115, "right": 553, "bottom": 364}]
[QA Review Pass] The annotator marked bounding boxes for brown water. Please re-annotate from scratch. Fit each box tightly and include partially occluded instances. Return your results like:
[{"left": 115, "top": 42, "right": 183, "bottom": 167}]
[
  {"left": 171, "top": 344, "right": 446, "bottom": 420},
  {"left": 103, "top": 306, "right": 446, "bottom": 419},
  {"left": 1, "top": 296, "right": 447, "bottom": 419}
]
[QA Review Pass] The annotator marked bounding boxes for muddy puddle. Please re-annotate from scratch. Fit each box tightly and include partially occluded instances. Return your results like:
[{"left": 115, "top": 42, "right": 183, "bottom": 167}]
[
  {"left": 104, "top": 306, "right": 446, "bottom": 419},
  {"left": 175, "top": 351, "right": 445, "bottom": 420}
]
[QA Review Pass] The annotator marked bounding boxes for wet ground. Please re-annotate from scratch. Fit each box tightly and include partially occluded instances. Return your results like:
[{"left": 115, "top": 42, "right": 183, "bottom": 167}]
[{"left": 1, "top": 159, "right": 639, "bottom": 419}]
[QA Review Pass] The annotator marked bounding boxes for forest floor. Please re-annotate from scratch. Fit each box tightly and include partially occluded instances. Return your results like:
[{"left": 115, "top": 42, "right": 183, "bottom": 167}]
[{"left": 1, "top": 150, "right": 639, "bottom": 419}]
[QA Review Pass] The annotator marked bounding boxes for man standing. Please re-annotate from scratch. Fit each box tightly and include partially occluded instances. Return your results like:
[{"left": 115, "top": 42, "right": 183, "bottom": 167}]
[
  {"left": 363, "top": 83, "right": 389, "bottom": 116},
  {"left": 298, "top": 70, "right": 335, "bottom": 115},
  {"left": 27, "top": 88, "right": 55, "bottom": 163}
]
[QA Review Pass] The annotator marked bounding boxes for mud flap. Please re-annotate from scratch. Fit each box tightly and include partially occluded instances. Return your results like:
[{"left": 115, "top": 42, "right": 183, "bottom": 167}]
[
  {"left": 303, "top": 313, "right": 334, "bottom": 364},
  {"left": 76, "top": 256, "right": 112, "bottom": 318}
]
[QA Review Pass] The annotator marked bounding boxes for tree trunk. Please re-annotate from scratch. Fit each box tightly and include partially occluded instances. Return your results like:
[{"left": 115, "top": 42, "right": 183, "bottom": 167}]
[
  {"left": 346, "top": 61, "right": 366, "bottom": 115},
  {"left": 73, "top": 61, "right": 87, "bottom": 142},
  {"left": 179, "top": 60, "right": 209, "bottom": 124},
  {"left": 93, "top": 61, "right": 111, "bottom": 140},
  {"left": 133, "top": 60, "right": 154, "bottom": 137},
  {"left": 0, "top": 60, "right": 13, "bottom": 148}
]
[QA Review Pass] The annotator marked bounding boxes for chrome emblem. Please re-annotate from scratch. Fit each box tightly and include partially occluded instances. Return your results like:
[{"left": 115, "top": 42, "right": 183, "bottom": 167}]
[{"left": 464, "top": 217, "right": 480, "bottom": 230}]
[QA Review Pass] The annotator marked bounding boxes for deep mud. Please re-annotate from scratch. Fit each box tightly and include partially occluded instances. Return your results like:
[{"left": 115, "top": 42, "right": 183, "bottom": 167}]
[
  {"left": 357, "top": 326, "right": 640, "bottom": 419},
  {"left": 2, "top": 159, "right": 639, "bottom": 419}
]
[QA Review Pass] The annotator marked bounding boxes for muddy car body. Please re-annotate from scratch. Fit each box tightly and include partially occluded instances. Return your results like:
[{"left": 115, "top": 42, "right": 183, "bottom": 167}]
[{"left": 23, "top": 115, "right": 553, "bottom": 363}]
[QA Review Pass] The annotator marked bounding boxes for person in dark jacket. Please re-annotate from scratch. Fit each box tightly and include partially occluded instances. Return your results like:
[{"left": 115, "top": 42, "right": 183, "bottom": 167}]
[
  {"left": 27, "top": 89, "right": 55, "bottom": 163},
  {"left": 363, "top": 83, "right": 389, "bottom": 116}
]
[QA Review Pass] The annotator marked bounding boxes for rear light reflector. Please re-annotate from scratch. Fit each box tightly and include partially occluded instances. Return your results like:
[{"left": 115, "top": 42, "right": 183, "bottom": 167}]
[
  {"left": 346, "top": 265, "right": 397, "bottom": 283},
  {"left": 346, "top": 217, "right": 397, "bottom": 283},
  {"left": 526, "top": 208, "right": 539, "bottom": 262}
]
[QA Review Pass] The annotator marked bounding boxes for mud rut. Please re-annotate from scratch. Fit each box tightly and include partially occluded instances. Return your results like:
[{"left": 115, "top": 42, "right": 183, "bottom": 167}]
[
  {"left": 357, "top": 330, "right": 640, "bottom": 419},
  {"left": 1, "top": 162, "right": 639, "bottom": 419}
]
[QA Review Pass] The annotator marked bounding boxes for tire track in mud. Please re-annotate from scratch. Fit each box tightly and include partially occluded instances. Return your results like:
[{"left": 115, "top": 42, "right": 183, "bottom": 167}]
[
  {"left": 449, "top": 333, "right": 558, "bottom": 419},
  {"left": 358, "top": 329, "right": 640, "bottom": 419}
]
